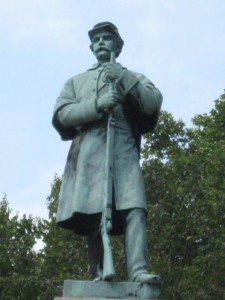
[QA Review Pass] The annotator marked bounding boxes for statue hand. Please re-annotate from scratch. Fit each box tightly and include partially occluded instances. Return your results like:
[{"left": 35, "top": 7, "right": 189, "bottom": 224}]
[
  {"left": 103, "top": 63, "right": 123, "bottom": 81},
  {"left": 96, "top": 91, "right": 121, "bottom": 111}
]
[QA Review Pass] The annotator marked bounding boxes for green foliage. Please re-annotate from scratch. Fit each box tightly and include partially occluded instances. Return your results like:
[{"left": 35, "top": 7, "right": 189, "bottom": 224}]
[
  {"left": 40, "top": 176, "right": 90, "bottom": 292},
  {"left": 143, "top": 95, "right": 225, "bottom": 299},
  {"left": 0, "top": 93, "right": 224, "bottom": 299},
  {"left": 39, "top": 175, "right": 127, "bottom": 288},
  {"left": 0, "top": 196, "right": 41, "bottom": 299}
]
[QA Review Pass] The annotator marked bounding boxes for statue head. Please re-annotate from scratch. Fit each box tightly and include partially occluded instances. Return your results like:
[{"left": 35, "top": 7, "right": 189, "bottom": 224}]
[{"left": 88, "top": 22, "right": 124, "bottom": 58}]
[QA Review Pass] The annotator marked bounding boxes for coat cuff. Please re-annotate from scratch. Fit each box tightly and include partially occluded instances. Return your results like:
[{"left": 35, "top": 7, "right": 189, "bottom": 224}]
[{"left": 57, "top": 98, "right": 103, "bottom": 128}]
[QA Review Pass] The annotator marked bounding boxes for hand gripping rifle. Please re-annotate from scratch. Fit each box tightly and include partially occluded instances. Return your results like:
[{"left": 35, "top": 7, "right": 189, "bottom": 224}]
[{"left": 100, "top": 51, "right": 116, "bottom": 281}]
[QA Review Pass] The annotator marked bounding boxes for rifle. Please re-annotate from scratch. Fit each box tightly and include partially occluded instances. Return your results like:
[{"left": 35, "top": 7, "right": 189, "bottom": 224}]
[{"left": 100, "top": 51, "right": 116, "bottom": 281}]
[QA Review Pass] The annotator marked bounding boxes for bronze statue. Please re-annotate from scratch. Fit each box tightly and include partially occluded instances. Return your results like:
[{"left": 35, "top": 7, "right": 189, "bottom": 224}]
[{"left": 52, "top": 22, "right": 163, "bottom": 283}]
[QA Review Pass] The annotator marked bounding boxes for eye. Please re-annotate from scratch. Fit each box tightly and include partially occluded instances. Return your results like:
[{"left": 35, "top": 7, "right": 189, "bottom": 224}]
[
  {"left": 104, "top": 35, "right": 112, "bottom": 41},
  {"left": 93, "top": 37, "right": 100, "bottom": 43}
]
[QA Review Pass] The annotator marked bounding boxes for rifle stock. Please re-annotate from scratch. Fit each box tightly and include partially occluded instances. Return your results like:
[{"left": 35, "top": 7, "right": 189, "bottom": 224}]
[{"left": 101, "top": 216, "right": 115, "bottom": 280}]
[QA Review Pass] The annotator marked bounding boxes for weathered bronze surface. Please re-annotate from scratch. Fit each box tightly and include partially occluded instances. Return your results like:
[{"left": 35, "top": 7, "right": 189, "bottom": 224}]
[{"left": 52, "top": 22, "right": 163, "bottom": 283}]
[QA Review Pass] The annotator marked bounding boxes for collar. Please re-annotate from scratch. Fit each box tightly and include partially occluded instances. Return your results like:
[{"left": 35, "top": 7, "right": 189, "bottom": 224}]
[
  {"left": 87, "top": 63, "right": 101, "bottom": 71},
  {"left": 87, "top": 62, "right": 125, "bottom": 71}
]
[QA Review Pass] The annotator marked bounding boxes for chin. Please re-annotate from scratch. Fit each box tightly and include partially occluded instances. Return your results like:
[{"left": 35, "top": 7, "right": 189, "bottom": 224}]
[{"left": 97, "top": 52, "right": 110, "bottom": 62}]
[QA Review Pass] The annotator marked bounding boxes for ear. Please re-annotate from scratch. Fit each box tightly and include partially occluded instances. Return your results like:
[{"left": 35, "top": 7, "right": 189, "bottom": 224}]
[
  {"left": 90, "top": 44, "right": 93, "bottom": 52},
  {"left": 113, "top": 39, "right": 120, "bottom": 57},
  {"left": 115, "top": 46, "right": 120, "bottom": 58}
]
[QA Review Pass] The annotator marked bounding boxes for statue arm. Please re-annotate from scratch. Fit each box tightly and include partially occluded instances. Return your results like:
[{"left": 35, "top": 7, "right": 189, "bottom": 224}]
[
  {"left": 116, "top": 70, "right": 163, "bottom": 115},
  {"left": 53, "top": 78, "right": 103, "bottom": 129},
  {"left": 52, "top": 77, "right": 104, "bottom": 140},
  {"left": 57, "top": 99, "right": 103, "bottom": 127}
]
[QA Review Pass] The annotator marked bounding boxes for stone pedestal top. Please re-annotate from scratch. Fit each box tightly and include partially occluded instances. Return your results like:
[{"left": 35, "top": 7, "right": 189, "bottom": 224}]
[{"left": 54, "top": 280, "right": 161, "bottom": 300}]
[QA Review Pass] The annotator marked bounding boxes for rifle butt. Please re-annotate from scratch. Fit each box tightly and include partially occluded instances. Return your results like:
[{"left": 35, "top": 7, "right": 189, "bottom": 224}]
[{"left": 102, "top": 230, "right": 115, "bottom": 280}]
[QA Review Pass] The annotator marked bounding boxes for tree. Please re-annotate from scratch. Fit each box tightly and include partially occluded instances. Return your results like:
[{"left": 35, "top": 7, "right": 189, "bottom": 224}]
[
  {"left": 39, "top": 175, "right": 89, "bottom": 298},
  {"left": 39, "top": 175, "right": 126, "bottom": 298},
  {"left": 142, "top": 94, "right": 225, "bottom": 299},
  {"left": 1, "top": 93, "right": 224, "bottom": 299},
  {"left": 0, "top": 196, "right": 41, "bottom": 299},
  {"left": 0, "top": 177, "right": 126, "bottom": 300}
]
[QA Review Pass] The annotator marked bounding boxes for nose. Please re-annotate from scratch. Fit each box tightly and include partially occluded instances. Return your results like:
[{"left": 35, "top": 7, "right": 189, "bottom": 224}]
[{"left": 98, "top": 37, "right": 105, "bottom": 45}]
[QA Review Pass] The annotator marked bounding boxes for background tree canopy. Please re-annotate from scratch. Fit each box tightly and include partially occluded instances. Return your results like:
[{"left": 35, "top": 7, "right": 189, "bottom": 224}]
[{"left": 1, "top": 93, "right": 224, "bottom": 300}]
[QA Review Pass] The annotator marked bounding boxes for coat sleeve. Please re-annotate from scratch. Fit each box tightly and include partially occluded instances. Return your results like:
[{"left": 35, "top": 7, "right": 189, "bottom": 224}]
[
  {"left": 116, "top": 70, "right": 163, "bottom": 134},
  {"left": 52, "top": 77, "right": 103, "bottom": 140}
]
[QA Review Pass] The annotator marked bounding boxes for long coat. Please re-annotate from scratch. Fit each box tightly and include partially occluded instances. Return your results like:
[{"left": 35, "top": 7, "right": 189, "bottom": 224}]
[{"left": 52, "top": 63, "right": 162, "bottom": 235}]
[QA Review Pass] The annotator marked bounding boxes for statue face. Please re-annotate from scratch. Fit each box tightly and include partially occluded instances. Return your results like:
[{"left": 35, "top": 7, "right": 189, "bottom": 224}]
[{"left": 91, "top": 31, "right": 116, "bottom": 63}]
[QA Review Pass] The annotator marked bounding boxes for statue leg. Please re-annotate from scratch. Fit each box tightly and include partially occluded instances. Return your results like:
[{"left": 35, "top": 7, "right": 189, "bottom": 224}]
[
  {"left": 124, "top": 208, "right": 161, "bottom": 283},
  {"left": 87, "top": 230, "right": 103, "bottom": 281},
  {"left": 124, "top": 208, "right": 149, "bottom": 281}
]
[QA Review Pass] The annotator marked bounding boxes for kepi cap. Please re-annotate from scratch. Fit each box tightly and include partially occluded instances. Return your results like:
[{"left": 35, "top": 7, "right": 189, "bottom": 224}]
[{"left": 88, "top": 22, "right": 124, "bottom": 56}]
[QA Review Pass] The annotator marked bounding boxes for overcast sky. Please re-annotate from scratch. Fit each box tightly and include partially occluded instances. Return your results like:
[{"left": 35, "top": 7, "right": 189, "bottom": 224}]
[{"left": 1, "top": 0, "right": 225, "bottom": 220}]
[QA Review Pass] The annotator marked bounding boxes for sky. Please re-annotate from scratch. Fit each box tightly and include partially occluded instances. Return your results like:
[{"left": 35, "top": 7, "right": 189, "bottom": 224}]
[{"left": 0, "top": 0, "right": 225, "bottom": 221}]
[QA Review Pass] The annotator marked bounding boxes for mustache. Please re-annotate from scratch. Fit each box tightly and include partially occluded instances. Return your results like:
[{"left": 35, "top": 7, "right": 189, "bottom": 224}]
[{"left": 96, "top": 47, "right": 110, "bottom": 53}]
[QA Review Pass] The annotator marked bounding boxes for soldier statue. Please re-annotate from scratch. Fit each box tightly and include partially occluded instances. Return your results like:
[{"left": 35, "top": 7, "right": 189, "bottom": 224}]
[{"left": 52, "top": 22, "right": 162, "bottom": 283}]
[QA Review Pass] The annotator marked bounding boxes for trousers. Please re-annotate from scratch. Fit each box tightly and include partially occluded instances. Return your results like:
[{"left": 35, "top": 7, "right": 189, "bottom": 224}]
[{"left": 87, "top": 208, "right": 149, "bottom": 281}]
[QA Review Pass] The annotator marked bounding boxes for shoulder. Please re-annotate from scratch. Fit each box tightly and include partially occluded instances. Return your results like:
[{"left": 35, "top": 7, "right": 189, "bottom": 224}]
[
  {"left": 62, "top": 70, "right": 95, "bottom": 91},
  {"left": 67, "top": 70, "right": 91, "bottom": 83},
  {"left": 124, "top": 68, "right": 155, "bottom": 87},
  {"left": 126, "top": 69, "right": 150, "bottom": 80}
]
